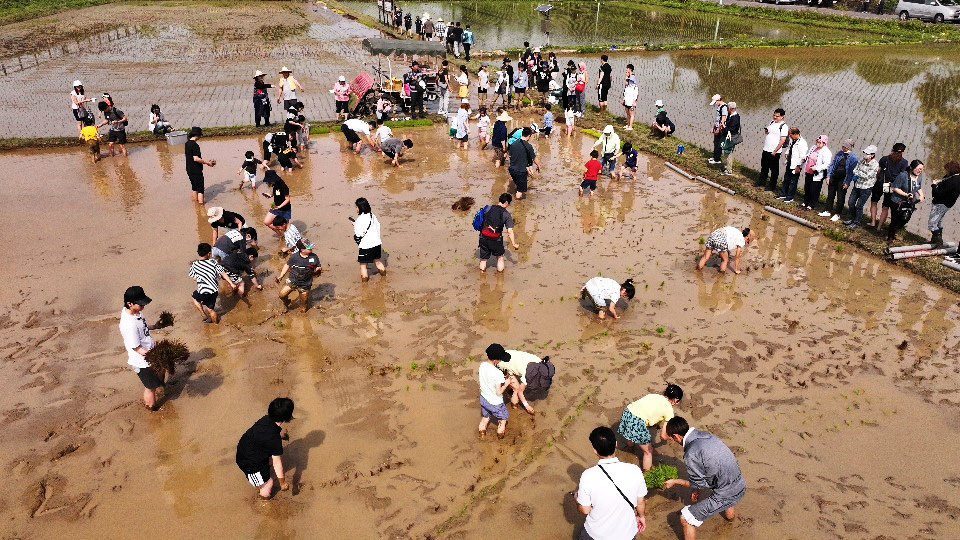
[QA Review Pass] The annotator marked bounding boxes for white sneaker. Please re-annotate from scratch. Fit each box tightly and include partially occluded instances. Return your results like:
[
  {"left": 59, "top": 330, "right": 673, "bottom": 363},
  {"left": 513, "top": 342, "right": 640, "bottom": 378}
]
[
  {"left": 708, "top": 159, "right": 721, "bottom": 165},
  {"left": 830, "top": 214, "right": 840, "bottom": 222},
  {"left": 624, "top": 126, "right": 633, "bottom": 131},
  {"left": 818, "top": 211, "right": 831, "bottom": 217}
]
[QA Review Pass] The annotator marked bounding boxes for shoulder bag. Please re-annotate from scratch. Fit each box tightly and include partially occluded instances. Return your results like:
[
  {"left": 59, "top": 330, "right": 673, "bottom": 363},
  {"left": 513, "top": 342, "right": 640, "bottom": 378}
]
[
  {"left": 354, "top": 215, "right": 373, "bottom": 244},
  {"left": 597, "top": 464, "right": 636, "bottom": 511}
]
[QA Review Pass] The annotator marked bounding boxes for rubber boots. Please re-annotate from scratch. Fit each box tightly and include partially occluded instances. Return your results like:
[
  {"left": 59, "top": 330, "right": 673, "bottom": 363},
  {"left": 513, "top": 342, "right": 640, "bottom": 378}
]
[{"left": 931, "top": 229, "right": 944, "bottom": 248}]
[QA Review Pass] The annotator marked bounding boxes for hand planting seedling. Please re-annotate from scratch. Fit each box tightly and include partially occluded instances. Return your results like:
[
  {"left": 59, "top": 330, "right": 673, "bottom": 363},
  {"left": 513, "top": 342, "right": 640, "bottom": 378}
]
[{"left": 645, "top": 464, "right": 679, "bottom": 490}]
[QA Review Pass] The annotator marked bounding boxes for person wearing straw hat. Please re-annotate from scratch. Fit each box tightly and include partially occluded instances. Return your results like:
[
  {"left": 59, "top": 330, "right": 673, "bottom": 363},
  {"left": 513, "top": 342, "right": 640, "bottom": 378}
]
[
  {"left": 491, "top": 108, "right": 513, "bottom": 167},
  {"left": 253, "top": 70, "right": 273, "bottom": 127},
  {"left": 276, "top": 67, "right": 304, "bottom": 112},
  {"left": 331, "top": 75, "right": 351, "bottom": 121}
]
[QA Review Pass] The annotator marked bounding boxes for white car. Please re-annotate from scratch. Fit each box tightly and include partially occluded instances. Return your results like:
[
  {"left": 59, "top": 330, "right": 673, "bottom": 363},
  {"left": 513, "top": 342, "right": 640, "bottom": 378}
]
[{"left": 896, "top": 0, "right": 960, "bottom": 22}]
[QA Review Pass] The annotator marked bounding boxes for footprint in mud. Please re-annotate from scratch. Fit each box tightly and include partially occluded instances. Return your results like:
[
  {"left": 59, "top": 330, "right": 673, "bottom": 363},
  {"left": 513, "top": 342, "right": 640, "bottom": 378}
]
[{"left": 512, "top": 502, "right": 534, "bottom": 524}]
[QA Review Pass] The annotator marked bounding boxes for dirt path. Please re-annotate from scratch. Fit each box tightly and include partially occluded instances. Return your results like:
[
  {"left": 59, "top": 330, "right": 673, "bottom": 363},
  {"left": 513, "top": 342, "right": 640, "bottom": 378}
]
[{"left": 0, "top": 123, "right": 958, "bottom": 537}]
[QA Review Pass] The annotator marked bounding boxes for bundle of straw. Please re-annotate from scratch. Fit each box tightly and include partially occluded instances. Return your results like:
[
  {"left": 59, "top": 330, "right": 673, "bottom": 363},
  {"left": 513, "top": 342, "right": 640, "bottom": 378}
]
[{"left": 144, "top": 339, "right": 190, "bottom": 379}]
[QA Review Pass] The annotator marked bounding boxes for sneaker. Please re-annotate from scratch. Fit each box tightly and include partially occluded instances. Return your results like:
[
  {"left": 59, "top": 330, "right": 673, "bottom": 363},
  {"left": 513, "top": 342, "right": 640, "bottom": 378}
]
[
  {"left": 708, "top": 159, "right": 721, "bottom": 165},
  {"left": 721, "top": 171, "right": 733, "bottom": 176},
  {"left": 783, "top": 198, "right": 794, "bottom": 203},
  {"left": 624, "top": 126, "right": 633, "bottom": 131},
  {"left": 818, "top": 211, "right": 832, "bottom": 217},
  {"left": 830, "top": 214, "right": 840, "bottom": 222},
  {"left": 776, "top": 195, "right": 787, "bottom": 200},
  {"left": 847, "top": 223, "right": 859, "bottom": 229}
]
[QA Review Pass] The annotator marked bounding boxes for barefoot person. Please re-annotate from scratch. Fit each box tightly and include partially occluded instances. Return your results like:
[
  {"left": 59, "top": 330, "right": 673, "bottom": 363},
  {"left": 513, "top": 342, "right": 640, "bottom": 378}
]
[
  {"left": 697, "top": 226, "right": 754, "bottom": 274},
  {"left": 380, "top": 137, "right": 413, "bottom": 167},
  {"left": 185, "top": 126, "right": 215, "bottom": 205},
  {"left": 236, "top": 397, "right": 294, "bottom": 500},
  {"left": 576, "top": 426, "right": 647, "bottom": 540},
  {"left": 353, "top": 198, "right": 387, "bottom": 282},
  {"left": 663, "top": 416, "right": 746, "bottom": 540},
  {"left": 207, "top": 207, "right": 246, "bottom": 246},
  {"left": 618, "top": 384, "right": 683, "bottom": 471},
  {"left": 262, "top": 170, "right": 291, "bottom": 234},
  {"left": 478, "top": 344, "right": 512, "bottom": 439},
  {"left": 581, "top": 277, "right": 636, "bottom": 320},
  {"left": 496, "top": 349, "right": 548, "bottom": 414},
  {"left": 188, "top": 243, "right": 235, "bottom": 324},
  {"left": 276, "top": 241, "right": 321, "bottom": 312},
  {"left": 118, "top": 286, "right": 163, "bottom": 411},
  {"left": 478, "top": 193, "right": 520, "bottom": 274},
  {"left": 507, "top": 127, "right": 540, "bottom": 200}
]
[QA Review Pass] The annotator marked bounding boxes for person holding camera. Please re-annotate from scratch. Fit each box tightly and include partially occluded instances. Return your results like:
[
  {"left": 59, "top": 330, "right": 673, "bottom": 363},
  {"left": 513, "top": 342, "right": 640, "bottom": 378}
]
[
  {"left": 353, "top": 197, "right": 386, "bottom": 282},
  {"left": 886, "top": 159, "right": 926, "bottom": 244}
]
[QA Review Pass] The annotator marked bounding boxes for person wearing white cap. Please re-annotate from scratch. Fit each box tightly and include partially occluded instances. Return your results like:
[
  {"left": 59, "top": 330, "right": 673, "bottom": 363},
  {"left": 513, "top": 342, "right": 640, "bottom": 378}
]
[
  {"left": 708, "top": 94, "right": 728, "bottom": 165},
  {"left": 651, "top": 99, "right": 674, "bottom": 139},
  {"left": 822, "top": 139, "right": 858, "bottom": 222},
  {"left": 594, "top": 125, "right": 621, "bottom": 176},
  {"left": 331, "top": 75, "right": 351, "bottom": 120},
  {"left": 843, "top": 145, "right": 880, "bottom": 229},
  {"left": 276, "top": 67, "right": 304, "bottom": 111},
  {"left": 70, "top": 80, "right": 94, "bottom": 135},
  {"left": 253, "top": 70, "right": 274, "bottom": 127},
  {"left": 622, "top": 76, "right": 639, "bottom": 131},
  {"left": 720, "top": 102, "right": 742, "bottom": 176}
]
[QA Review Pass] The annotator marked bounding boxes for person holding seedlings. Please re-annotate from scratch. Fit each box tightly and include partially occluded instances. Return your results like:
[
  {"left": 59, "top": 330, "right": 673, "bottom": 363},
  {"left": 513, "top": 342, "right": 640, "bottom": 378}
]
[
  {"left": 508, "top": 127, "right": 540, "bottom": 200},
  {"left": 380, "top": 137, "right": 413, "bottom": 167},
  {"left": 777, "top": 127, "right": 807, "bottom": 204},
  {"left": 887, "top": 159, "right": 926, "bottom": 244},
  {"left": 581, "top": 276, "right": 636, "bottom": 320},
  {"left": 594, "top": 125, "right": 620, "bottom": 176},
  {"left": 617, "top": 142, "right": 639, "bottom": 181},
  {"left": 189, "top": 243, "right": 235, "bottom": 324},
  {"left": 276, "top": 240, "right": 321, "bottom": 312},
  {"left": 97, "top": 100, "right": 128, "bottom": 157},
  {"left": 185, "top": 126, "right": 215, "bottom": 206},
  {"left": 871, "top": 143, "right": 910, "bottom": 230},
  {"left": 268, "top": 216, "right": 301, "bottom": 256},
  {"left": 698, "top": 226, "right": 754, "bottom": 274},
  {"left": 353, "top": 197, "right": 386, "bottom": 282},
  {"left": 581, "top": 150, "right": 603, "bottom": 197},
  {"left": 207, "top": 207, "right": 246, "bottom": 246},
  {"left": 262, "top": 170, "right": 291, "bottom": 233},
  {"left": 497, "top": 349, "right": 546, "bottom": 414},
  {"left": 576, "top": 426, "right": 647, "bottom": 539},
  {"left": 478, "top": 343, "right": 513, "bottom": 439},
  {"left": 663, "top": 416, "right": 746, "bottom": 540},
  {"left": 821, "top": 139, "right": 858, "bottom": 222},
  {"left": 236, "top": 397, "right": 294, "bottom": 499},
  {"left": 757, "top": 108, "right": 789, "bottom": 191},
  {"left": 80, "top": 117, "right": 101, "bottom": 164},
  {"left": 478, "top": 193, "right": 520, "bottom": 274},
  {"left": 221, "top": 248, "right": 262, "bottom": 298},
  {"left": 928, "top": 161, "right": 960, "bottom": 246},
  {"left": 708, "top": 94, "right": 728, "bottom": 165},
  {"left": 844, "top": 145, "right": 881, "bottom": 229},
  {"left": 119, "top": 286, "right": 163, "bottom": 411},
  {"left": 618, "top": 384, "right": 684, "bottom": 471}
]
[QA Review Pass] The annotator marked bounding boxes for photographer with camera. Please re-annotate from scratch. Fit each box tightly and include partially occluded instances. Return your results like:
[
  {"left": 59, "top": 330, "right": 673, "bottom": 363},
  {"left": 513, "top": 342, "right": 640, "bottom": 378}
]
[{"left": 886, "top": 160, "right": 925, "bottom": 245}]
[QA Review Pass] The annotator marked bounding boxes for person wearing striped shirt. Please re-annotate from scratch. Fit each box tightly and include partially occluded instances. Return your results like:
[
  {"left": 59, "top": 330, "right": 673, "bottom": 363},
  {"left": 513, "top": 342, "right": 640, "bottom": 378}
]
[
  {"left": 189, "top": 243, "right": 235, "bottom": 323},
  {"left": 272, "top": 216, "right": 302, "bottom": 256}
]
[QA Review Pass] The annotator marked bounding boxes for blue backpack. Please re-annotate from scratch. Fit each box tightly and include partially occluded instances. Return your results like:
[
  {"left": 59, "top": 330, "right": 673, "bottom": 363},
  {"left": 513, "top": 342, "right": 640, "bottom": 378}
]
[{"left": 472, "top": 205, "right": 490, "bottom": 231}]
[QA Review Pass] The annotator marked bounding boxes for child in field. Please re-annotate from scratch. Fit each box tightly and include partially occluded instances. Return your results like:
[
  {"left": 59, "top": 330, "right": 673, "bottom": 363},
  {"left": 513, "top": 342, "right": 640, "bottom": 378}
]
[
  {"left": 581, "top": 150, "right": 602, "bottom": 197},
  {"left": 542, "top": 104, "right": 554, "bottom": 137},
  {"left": 564, "top": 107, "right": 575, "bottom": 137},
  {"left": 476, "top": 106, "right": 490, "bottom": 150},
  {"left": 188, "top": 242, "right": 235, "bottom": 324},
  {"left": 272, "top": 216, "right": 302, "bottom": 256},
  {"left": 617, "top": 142, "right": 639, "bottom": 180},
  {"left": 238, "top": 150, "right": 264, "bottom": 189},
  {"left": 277, "top": 146, "right": 302, "bottom": 172},
  {"left": 80, "top": 117, "right": 101, "bottom": 163}
]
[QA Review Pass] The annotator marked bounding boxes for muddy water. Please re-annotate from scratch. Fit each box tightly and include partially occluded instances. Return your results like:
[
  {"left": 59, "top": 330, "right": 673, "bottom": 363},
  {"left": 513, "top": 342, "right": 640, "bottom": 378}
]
[
  {"left": 342, "top": 0, "right": 871, "bottom": 47},
  {"left": 1, "top": 124, "right": 959, "bottom": 538},
  {"left": 567, "top": 44, "right": 960, "bottom": 237}
]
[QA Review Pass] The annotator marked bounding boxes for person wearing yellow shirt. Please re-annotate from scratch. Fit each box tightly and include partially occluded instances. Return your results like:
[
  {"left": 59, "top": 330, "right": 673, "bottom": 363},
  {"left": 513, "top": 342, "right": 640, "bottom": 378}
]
[
  {"left": 618, "top": 384, "right": 683, "bottom": 471},
  {"left": 80, "top": 117, "right": 101, "bottom": 163}
]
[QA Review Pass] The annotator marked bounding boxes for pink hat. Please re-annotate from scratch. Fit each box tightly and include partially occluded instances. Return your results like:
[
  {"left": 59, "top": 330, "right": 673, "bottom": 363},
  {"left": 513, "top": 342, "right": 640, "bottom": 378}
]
[{"left": 817, "top": 135, "right": 829, "bottom": 144}]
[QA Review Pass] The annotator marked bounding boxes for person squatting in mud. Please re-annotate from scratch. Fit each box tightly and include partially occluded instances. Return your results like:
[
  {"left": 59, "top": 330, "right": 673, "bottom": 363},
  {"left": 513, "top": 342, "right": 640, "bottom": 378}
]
[{"left": 580, "top": 277, "right": 636, "bottom": 320}]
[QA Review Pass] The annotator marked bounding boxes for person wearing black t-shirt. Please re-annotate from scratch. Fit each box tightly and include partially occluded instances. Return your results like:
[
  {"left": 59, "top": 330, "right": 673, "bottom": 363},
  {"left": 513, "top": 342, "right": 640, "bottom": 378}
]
[
  {"left": 597, "top": 55, "right": 613, "bottom": 111},
  {"left": 262, "top": 168, "right": 292, "bottom": 234},
  {"left": 478, "top": 193, "right": 520, "bottom": 274},
  {"left": 185, "top": 126, "right": 216, "bottom": 205},
  {"left": 206, "top": 206, "right": 246, "bottom": 245},
  {"left": 236, "top": 398, "right": 294, "bottom": 499}
]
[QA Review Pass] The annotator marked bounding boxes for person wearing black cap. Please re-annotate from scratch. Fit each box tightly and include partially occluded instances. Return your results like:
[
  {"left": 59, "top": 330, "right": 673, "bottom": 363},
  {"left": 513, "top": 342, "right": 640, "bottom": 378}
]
[
  {"left": 403, "top": 61, "right": 426, "bottom": 119},
  {"left": 118, "top": 286, "right": 163, "bottom": 410},
  {"left": 185, "top": 126, "right": 216, "bottom": 205},
  {"left": 478, "top": 343, "right": 515, "bottom": 439},
  {"left": 236, "top": 397, "right": 294, "bottom": 499}
]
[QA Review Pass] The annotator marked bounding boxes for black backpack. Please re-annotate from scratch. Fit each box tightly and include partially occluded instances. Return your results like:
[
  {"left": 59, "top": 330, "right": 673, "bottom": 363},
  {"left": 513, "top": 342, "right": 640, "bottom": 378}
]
[{"left": 524, "top": 356, "right": 555, "bottom": 393}]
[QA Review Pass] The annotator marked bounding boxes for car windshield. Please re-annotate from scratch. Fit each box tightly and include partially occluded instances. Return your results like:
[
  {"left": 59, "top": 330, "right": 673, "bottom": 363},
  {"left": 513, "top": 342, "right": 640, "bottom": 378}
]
[{"left": 939, "top": 0, "right": 957, "bottom": 5}]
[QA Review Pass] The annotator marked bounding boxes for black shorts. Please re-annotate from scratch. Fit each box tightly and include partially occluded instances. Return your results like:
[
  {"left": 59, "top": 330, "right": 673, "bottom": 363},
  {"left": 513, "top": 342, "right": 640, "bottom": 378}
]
[
  {"left": 509, "top": 168, "right": 529, "bottom": 193},
  {"left": 108, "top": 130, "right": 127, "bottom": 144},
  {"left": 581, "top": 179, "right": 597, "bottom": 191},
  {"left": 72, "top": 108, "right": 86, "bottom": 121},
  {"left": 242, "top": 464, "right": 272, "bottom": 487},
  {"left": 188, "top": 173, "right": 205, "bottom": 194},
  {"left": 457, "top": 134, "right": 468, "bottom": 142},
  {"left": 341, "top": 124, "right": 361, "bottom": 143},
  {"left": 478, "top": 87, "right": 488, "bottom": 94},
  {"left": 478, "top": 236, "right": 505, "bottom": 259},
  {"left": 542, "top": 126, "right": 552, "bottom": 135},
  {"left": 358, "top": 244, "right": 383, "bottom": 263},
  {"left": 871, "top": 180, "right": 885, "bottom": 203},
  {"left": 136, "top": 367, "right": 164, "bottom": 390},
  {"left": 515, "top": 87, "right": 526, "bottom": 94},
  {"left": 598, "top": 84, "right": 611, "bottom": 102},
  {"left": 881, "top": 193, "right": 894, "bottom": 208},
  {"left": 383, "top": 149, "right": 397, "bottom": 159},
  {"left": 336, "top": 101, "right": 349, "bottom": 113},
  {"left": 192, "top": 290, "right": 218, "bottom": 310},
  {"left": 424, "top": 32, "right": 433, "bottom": 39}
]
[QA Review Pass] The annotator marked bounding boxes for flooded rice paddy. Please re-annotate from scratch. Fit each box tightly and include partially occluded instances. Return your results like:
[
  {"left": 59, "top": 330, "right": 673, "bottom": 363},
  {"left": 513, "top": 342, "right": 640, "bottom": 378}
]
[{"left": 1, "top": 124, "right": 959, "bottom": 538}]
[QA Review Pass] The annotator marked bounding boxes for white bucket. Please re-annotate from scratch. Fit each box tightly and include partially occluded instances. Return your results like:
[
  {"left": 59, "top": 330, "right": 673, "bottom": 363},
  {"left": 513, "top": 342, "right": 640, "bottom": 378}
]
[{"left": 165, "top": 130, "right": 188, "bottom": 145}]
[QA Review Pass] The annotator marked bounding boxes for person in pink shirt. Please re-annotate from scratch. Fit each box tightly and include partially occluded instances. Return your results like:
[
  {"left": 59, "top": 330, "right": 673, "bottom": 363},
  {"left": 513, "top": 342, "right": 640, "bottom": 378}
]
[{"left": 331, "top": 76, "right": 351, "bottom": 120}]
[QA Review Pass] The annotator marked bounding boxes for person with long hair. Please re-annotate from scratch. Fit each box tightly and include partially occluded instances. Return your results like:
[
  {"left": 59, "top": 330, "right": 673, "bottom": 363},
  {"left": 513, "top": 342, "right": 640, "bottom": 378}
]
[
  {"left": 353, "top": 198, "right": 386, "bottom": 282},
  {"left": 887, "top": 159, "right": 925, "bottom": 244},
  {"left": 928, "top": 161, "right": 960, "bottom": 246}
]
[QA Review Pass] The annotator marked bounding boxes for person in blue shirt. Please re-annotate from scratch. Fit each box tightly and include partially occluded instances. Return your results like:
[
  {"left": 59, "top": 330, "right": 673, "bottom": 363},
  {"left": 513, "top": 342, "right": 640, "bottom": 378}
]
[
  {"left": 463, "top": 25, "right": 475, "bottom": 61},
  {"left": 513, "top": 64, "right": 529, "bottom": 110},
  {"left": 617, "top": 142, "right": 639, "bottom": 180},
  {"left": 541, "top": 104, "right": 554, "bottom": 137},
  {"left": 821, "top": 138, "right": 859, "bottom": 222},
  {"left": 492, "top": 108, "right": 511, "bottom": 167}
]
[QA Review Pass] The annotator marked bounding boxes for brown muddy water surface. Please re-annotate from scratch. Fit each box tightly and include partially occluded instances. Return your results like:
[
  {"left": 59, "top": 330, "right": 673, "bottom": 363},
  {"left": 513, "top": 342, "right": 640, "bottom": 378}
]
[{"left": 1, "top": 124, "right": 959, "bottom": 538}]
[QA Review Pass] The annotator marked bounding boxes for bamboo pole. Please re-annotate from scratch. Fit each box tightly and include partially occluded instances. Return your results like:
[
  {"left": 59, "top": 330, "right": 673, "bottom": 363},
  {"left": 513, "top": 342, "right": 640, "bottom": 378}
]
[{"left": 763, "top": 206, "right": 819, "bottom": 230}]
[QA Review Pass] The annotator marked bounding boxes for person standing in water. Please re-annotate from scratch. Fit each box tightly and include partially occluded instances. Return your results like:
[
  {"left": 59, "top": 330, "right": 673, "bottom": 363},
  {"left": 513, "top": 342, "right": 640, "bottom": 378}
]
[
  {"left": 184, "top": 126, "right": 216, "bottom": 206},
  {"left": 581, "top": 276, "right": 636, "bottom": 320},
  {"left": 118, "top": 286, "right": 163, "bottom": 411},
  {"left": 478, "top": 344, "right": 512, "bottom": 439},
  {"left": 618, "top": 384, "right": 684, "bottom": 471},
  {"left": 478, "top": 193, "right": 520, "bottom": 274},
  {"left": 353, "top": 197, "right": 387, "bottom": 282}
]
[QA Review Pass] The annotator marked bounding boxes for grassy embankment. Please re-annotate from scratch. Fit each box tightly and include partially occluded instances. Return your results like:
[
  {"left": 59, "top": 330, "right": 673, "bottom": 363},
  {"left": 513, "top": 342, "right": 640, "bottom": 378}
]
[{"left": 0, "top": 0, "right": 112, "bottom": 26}]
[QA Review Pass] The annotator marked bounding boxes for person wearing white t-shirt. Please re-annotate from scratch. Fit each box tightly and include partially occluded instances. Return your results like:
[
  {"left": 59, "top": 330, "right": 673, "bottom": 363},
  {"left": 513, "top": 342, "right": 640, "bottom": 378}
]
[
  {"left": 374, "top": 122, "right": 394, "bottom": 145},
  {"left": 622, "top": 75, "right": 639, "bottom": 131},
  {"left": 353, "top": 197, "right": 387, "bottom": 282},
  {"left": 757, "top": 108, "right": 789, "bottom": 192},
  {"left": 118, "top": 286, "right": 163, "bottom": 410},
  {"left": 581, "top": 277, "right": 636, "bottom": 320},
  {"left": 477, "top": 65, "right": 490, "bottom": 107},
  {"left": 577, "top": 426, "right": 647, "bottom": 539},
  {"left": 697, "top": 226, "right": 755, "bottom": 274},
  {"left": 497, "top": 349, "right": 544, "bottom": 414},
  {"left": 478, "top": 344, "right": 515, "bottom": 439},
  {"left": 341, "top": 118, "right": 377, "bottom": 154}
]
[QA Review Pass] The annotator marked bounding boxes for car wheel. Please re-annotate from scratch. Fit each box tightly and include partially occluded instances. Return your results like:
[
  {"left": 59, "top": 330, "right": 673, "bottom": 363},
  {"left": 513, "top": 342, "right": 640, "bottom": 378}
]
[
  {"left": 934, "top": 13, "right": 944, "bottom": 22},
  {"left": 899, "top": 10, "right": 909, "bottom": 20}
]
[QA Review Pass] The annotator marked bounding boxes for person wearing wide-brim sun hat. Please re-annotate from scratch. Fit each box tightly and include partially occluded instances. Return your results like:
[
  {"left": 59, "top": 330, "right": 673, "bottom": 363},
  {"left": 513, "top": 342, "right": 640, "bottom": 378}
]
[
  {"left": 276, "top": 66, "right": 303, "bottom": 111},
  {"left": 253, "top": 70, "right": 274, "bottom": 127}
]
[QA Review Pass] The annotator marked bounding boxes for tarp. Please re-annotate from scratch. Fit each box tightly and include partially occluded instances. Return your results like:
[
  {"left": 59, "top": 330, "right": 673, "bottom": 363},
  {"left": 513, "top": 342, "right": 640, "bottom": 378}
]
[
  {"left": 362, "top": 38, "right": 446, "bottom": 57},
  {"left": 351, "top": 72, "right": 374, "bottom": 98}
]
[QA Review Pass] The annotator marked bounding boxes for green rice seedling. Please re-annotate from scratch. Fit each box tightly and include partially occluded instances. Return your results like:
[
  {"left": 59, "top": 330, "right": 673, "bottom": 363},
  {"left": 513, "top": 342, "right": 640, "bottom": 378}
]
[
  {"left": 410, "top": 362, "right": 419, "bottom": 371},
  {"left": 645, "top": 464, "right": 678, "bottom": 490},
  {"left": 656, "top": 326, "right": 666, "bottom": 335}
]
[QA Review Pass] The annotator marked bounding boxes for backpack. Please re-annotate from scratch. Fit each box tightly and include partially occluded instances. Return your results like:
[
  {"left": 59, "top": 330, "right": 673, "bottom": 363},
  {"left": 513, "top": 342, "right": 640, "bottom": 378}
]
[
  {"left": 524, "top": 356, "right": 555, "bottom": 393},
  {"left": 472, "top": 205, "right": 490, "bottom": 231}
]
